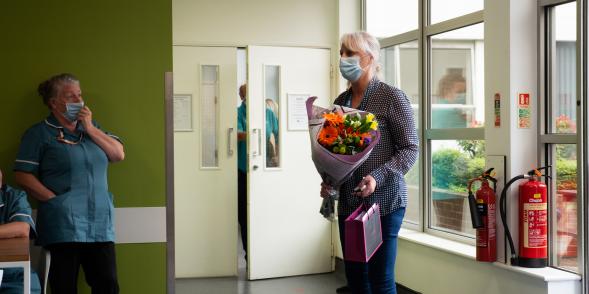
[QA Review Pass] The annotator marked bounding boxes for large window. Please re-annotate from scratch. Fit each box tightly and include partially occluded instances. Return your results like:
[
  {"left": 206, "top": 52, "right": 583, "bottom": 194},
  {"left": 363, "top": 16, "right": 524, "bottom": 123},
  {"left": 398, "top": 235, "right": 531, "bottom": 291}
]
[
  {"left": 430, "top": 0, "right": 483, "bottom": 24},
  {"left": 381, "top": 41, "right": 420, "bottom": 225},
  {"left": 366, "top": 0, "right": 418, "bottom": 38},
  {"left": 429, "top": 23, "right": 485, "bottom": 238},
  {"left": 540, "top": 1, "right": 580, "bottom": 273},
  {"left": 366, "top": 1, "right": 484, "bottom": 240}
]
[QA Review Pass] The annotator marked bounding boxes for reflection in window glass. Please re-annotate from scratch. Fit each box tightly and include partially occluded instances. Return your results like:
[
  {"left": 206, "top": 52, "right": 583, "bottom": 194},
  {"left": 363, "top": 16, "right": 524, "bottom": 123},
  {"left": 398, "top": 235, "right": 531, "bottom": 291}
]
[
  {"left": 366, "top": 0, "right": 418, "bottom": 38},
  {"left": 381, "top": 41, "right": 420, "bottom": 225},
  {"left": 552, "top": 3, "right": 577, "bottom": 134},
  {"left": 431, "top": 23, "right": 484, "bottom": 129},
  {"left": 265, "top": 65, "right": 280, "bottom": 168},
  {"left": 553, "top": 144, "right": 578, "bottom": 272},
  {"left": 201, "top": 65, "right": 219, "bottom": 167},
  {"left": 430, "top": 140, "right": 485, "bottom": 236},
  {"left": 430, "top": 0, "right": 483, "bottom": 24}
]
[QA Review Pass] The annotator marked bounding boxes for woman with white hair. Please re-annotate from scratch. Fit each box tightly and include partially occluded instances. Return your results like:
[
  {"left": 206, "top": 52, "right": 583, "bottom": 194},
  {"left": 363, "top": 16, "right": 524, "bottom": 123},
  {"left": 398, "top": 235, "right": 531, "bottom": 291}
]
[{"left": 321, "top": 32, "right": 419, "bottom": 294}]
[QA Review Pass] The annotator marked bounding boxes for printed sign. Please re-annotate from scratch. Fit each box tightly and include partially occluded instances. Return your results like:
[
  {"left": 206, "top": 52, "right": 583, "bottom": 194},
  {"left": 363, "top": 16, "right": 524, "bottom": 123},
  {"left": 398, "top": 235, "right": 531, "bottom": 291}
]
[
  {"left": 287, "top": 94, "right": 310, "bottom": 131},
  {"left": 494, "top": 93, "right": 501, "bottom": 127},
  {"left": 518, "top": 93, "right": 531, "bottom": 129}
]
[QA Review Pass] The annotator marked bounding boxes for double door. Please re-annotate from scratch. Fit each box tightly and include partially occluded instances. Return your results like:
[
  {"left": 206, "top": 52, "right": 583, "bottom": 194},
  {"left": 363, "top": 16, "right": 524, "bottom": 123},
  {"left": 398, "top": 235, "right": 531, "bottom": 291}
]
[{"left": 174, "top": 45, "right": 333, "bottom": 280}]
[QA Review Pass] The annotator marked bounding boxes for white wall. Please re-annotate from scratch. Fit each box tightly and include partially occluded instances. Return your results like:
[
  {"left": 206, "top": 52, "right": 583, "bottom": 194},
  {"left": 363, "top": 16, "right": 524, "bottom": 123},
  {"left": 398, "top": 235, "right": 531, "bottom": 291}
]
[
  {"left": 397, "top": 240, "right": 549, "bottom": 294},
  {"left": 173, "top": 0, "right": 337, "bottom": 47}
]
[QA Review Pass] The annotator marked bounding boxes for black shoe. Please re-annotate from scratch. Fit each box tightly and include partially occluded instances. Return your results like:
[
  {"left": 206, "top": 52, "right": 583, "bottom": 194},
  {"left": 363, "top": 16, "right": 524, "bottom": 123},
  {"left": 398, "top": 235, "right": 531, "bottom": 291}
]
[{"left": 336, "top": 285, "right": 351, "bottom": 293}]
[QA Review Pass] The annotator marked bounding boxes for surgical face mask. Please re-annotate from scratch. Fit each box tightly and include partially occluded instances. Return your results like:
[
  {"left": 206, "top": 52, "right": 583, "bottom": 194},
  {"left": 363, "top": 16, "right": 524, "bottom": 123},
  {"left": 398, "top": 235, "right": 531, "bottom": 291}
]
[
  {"left": 63, "top": 102, "right": 84, "bottom": 122},
  {"left": 455, "top": 93, "right": 467, "bottom": 104},
  {"left": 339, "top": 56, "right": 364, "bottom": 82}
]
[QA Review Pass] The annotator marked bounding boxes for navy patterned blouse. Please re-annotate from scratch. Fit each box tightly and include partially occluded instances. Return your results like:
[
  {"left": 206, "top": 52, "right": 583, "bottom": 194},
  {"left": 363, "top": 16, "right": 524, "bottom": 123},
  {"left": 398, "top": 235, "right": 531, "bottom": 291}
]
[{"left": 334, "top": 78, "right": 419, "bottom": 217}]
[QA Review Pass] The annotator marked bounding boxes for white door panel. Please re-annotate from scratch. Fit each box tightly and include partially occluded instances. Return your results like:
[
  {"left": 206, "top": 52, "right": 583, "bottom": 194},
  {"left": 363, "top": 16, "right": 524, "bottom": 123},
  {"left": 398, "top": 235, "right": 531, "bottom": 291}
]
[
  {"left": 174, "top": 46, "right": 238, "bottom": 278},
  {"left": 247, "top": 46, "right": 333, "bottom": 280}
]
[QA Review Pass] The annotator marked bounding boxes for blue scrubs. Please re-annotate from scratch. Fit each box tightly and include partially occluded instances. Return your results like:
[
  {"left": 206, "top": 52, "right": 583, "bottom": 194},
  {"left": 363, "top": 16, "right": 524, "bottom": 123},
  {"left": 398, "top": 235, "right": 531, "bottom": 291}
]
[
  {"left": 0, "top": 185, "right": 41, "bottom": 294},
  {"left": 265, "top": 108, "right": 278, "bottom": 143},
  {"left": 13, "top": 114, "right": 121, "bottom": 247},
  {"left": 237, "top": 103, "right": 247, "bottom": 173}
]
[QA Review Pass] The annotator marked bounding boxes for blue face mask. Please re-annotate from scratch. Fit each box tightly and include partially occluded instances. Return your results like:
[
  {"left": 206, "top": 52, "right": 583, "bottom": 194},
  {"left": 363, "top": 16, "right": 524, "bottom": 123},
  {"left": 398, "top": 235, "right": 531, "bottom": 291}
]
[
  {"left": 339, "top": 56, "right": 363, "bottom": 82},
  {"left": 63, "top": 102, "right": 84, "bottom": 122}
]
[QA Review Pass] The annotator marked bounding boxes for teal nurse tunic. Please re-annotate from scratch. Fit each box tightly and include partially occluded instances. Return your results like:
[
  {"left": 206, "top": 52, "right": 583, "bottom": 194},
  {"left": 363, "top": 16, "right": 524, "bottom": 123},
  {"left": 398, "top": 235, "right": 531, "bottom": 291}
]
[
  {"left": 13, "top": 114, "right": 121, "bottom": 247},
  {"left": 0, "top": 185, "right": 41, "bottom": 294}
]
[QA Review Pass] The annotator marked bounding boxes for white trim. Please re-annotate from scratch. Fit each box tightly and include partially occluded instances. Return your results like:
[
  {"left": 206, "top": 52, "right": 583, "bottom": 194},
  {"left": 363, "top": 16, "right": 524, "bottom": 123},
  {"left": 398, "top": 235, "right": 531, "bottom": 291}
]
[
  {"left": 44, "top": 119, "right": 63, "bottom": 129},
  {"left": 9, "top": 213, "right": 34, "bottom": 223},
  {"left": 15, "top": 160, "right": 39, "bottom": 166},
  {"left": 114, "top": 207, "right": 166, "bottom": 244},
  {"left": 0, "top": 204, "right": 4, "bottom": 208}
]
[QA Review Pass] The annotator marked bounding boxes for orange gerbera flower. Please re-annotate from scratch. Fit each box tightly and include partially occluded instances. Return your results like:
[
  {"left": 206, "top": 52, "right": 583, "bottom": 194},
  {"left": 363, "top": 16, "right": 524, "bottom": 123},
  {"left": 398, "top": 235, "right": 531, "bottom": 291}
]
[
  {"left": 318, "top": 125, "right": 339, "bottom": 146},
  {"left": 323, "top": 112, "right": 344, "bottom": 126}
]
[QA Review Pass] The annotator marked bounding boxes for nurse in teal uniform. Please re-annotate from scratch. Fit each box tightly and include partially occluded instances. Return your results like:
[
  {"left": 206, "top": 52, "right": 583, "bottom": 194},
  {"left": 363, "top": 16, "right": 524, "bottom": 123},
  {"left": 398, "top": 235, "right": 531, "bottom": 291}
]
[
  {"left": 0, "top": 169, "right": 41, "bottom": 294},
  {"left": 14, "top": 73, "right": 125, "bottom": 294}
]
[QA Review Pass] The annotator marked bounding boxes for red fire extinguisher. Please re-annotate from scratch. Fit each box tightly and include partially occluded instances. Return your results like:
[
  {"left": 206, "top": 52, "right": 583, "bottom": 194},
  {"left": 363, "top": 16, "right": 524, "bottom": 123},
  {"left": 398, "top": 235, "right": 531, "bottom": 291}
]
[
  {"left": 468, "top": 168, "right": 497, "bottom": 262},
  {"left": 499, "top": 166, "right": 550, "bottom": 268}
]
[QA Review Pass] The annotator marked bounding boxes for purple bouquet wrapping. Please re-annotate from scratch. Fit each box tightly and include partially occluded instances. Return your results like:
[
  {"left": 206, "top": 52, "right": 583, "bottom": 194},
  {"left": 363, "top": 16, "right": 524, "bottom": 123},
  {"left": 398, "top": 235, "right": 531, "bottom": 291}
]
[{"left": 306, "top": 97, "right": 381, "bottom": 220}]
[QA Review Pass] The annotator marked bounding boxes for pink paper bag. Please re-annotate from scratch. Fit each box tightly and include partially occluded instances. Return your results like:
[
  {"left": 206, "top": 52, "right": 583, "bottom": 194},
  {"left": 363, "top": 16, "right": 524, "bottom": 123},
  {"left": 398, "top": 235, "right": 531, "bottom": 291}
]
[{"left": 344, "top": 203, "right": 383, "bottom": 263}]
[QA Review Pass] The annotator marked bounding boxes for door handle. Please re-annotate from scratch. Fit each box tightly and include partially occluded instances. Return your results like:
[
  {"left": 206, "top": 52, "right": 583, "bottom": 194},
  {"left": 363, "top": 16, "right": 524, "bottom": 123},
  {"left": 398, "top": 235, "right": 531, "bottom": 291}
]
[
  {"left": 227, "top": 128, "right": 234, "bottom": 156},
  {"left": 252, "top": 128, "right": 262, "bottom": 156}
]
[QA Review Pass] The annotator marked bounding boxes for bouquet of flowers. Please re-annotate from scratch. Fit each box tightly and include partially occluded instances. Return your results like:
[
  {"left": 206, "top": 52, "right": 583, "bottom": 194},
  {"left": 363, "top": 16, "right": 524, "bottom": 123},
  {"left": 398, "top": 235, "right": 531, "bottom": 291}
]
[{"left": 306, "top": 97, "right": 381, "bottom": 220}]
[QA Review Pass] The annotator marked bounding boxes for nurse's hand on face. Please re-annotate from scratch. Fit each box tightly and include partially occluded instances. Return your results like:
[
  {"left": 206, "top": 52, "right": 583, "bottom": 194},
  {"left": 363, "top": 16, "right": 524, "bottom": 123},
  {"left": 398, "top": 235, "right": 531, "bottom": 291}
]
[{"left": 77, "top": 106, "right": 93, "bottom": 130}]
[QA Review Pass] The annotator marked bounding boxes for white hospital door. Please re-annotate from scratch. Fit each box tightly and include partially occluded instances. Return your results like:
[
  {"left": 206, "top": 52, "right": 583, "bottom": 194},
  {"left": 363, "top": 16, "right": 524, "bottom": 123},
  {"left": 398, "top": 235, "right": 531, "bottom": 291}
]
[
  {"left": 173, "top": 46, "right": 238, "bottom": 277},
  {"left": 246, "top": 46, "right": 333, "bottom": 280}
]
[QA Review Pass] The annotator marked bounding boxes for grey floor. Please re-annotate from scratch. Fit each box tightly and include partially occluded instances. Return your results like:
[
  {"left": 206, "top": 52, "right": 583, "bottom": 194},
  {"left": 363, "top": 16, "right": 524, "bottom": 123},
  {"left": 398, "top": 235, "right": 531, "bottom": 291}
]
[{"left": 175, "top": 231, "right": 347, "bottom": 294}]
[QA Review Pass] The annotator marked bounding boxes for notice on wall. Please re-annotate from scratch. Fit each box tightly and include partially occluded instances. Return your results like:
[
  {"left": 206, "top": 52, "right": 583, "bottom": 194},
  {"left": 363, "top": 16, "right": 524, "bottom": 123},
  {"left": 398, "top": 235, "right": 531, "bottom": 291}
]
[
  {"left": 173, "top": 94, "right": 192, "bottom": 132},
  {"left": 517, "top": 93, "right": 531, "bottom": 129},
  {"left": 494, "top": 93, "right": 501, "bottom": 127},
  {"left": 287, "top": 94, "right": 310, "bottom": 131}
]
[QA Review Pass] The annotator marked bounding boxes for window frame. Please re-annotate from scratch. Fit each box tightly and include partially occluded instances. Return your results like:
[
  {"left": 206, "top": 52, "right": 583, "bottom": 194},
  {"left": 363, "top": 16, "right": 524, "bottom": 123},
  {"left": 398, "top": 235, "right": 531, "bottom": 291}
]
[
  {"left": 538, "top": 0, "right": 585, "bottom": 276},
  {"left": 363, "top": 0, "right": 485, "bottom": 243}
]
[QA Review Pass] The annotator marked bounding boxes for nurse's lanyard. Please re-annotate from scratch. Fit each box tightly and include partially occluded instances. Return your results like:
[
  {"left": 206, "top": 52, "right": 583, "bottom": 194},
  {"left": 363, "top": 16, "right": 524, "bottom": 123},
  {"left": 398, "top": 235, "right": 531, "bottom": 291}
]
[{"left": 56, "top": 129, "right": 83, "bottom": 145}]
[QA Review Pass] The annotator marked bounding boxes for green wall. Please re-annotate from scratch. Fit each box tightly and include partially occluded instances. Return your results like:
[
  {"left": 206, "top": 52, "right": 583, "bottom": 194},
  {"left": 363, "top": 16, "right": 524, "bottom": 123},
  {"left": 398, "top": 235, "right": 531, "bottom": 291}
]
[
  {"left": 0, "top": 1, "right": 172, "bottom": 292},
  {"left": 0, "top": 0, "right": 171, "bottom": 207},
  {"left": 78, "top": 244, "right": 167, "bottom": 294}
]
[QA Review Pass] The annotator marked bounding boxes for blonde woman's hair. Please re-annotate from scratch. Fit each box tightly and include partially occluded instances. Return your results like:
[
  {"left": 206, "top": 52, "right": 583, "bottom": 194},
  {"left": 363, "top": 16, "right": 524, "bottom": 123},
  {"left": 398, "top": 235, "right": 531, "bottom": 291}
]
[{"left": 340, "top": 32, "right": 381, "bottom": 74}]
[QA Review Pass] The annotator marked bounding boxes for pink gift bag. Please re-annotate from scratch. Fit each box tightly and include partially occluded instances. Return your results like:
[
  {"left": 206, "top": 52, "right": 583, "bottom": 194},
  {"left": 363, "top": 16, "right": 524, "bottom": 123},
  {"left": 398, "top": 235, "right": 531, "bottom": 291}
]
[{"left": 344, "top": 203, "right": 383, "bottom": 263}]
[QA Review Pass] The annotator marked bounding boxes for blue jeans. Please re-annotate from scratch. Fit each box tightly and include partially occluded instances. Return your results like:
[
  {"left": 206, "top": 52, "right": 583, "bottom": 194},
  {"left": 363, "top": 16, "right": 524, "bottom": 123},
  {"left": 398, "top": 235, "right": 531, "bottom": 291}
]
[{"left": 339, "top": 208, "right": 405, "bottom": 294}]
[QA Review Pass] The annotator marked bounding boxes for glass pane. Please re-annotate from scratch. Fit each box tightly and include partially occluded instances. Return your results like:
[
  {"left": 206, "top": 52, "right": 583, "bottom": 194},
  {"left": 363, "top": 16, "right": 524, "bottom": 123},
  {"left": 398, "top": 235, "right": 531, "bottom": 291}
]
[
  {"left": 381, "top": 41, "right": 420, "bottom": 225},
  {"left": 404, "top": 160, "right": 420, "bottom": 225},
  {"left": 201, "top": 65, "right": 219, "bottom": 167},
  {"left": 430, "top": 0, "right": 483, "bottom": 24},
  {"left": 552, "top": 3, "right": 577, "bottom": 134},
  {"left": 265, "top": 65, "right": 280, "bottom": 168},
  {"left": 430, "top": 140, "right": 485, "bottom": 236},
  {"left": 554, "top": 144, "right": 578, "bottom": 272},
  {"left": 366, "top": 0, "right": 418, "bottom": 38},
  {"left": 431, "top": 23, "right": 484, "bottom": 129}
]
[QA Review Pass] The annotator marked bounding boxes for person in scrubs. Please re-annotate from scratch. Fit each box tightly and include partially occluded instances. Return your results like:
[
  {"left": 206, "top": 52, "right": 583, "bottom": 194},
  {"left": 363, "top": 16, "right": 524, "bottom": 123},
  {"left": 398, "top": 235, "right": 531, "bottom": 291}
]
[
  {"left": 431, "top": 69, "right": 468, "bottom": 128},
  {"left": 14, "top": 73, "right": 125, "bottom": 294},
  {"left": 265, "top": 98, "right": 279, "bottom": 167},
  {"left": 0, "top": 169, "right": 41, "bottom": 294},
  {"left": 237, "top": 84, "right": 248, "bottom": 259}
]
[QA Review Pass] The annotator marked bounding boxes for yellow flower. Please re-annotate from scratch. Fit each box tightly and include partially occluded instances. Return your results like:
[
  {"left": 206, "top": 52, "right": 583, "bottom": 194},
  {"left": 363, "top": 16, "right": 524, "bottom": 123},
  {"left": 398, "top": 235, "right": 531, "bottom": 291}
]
[
  {"left": 370, "top": 121, "right": 378, "bottom": 130},
  {"left": 366, "top": 113, "right": 375, "bottom": 123}
]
